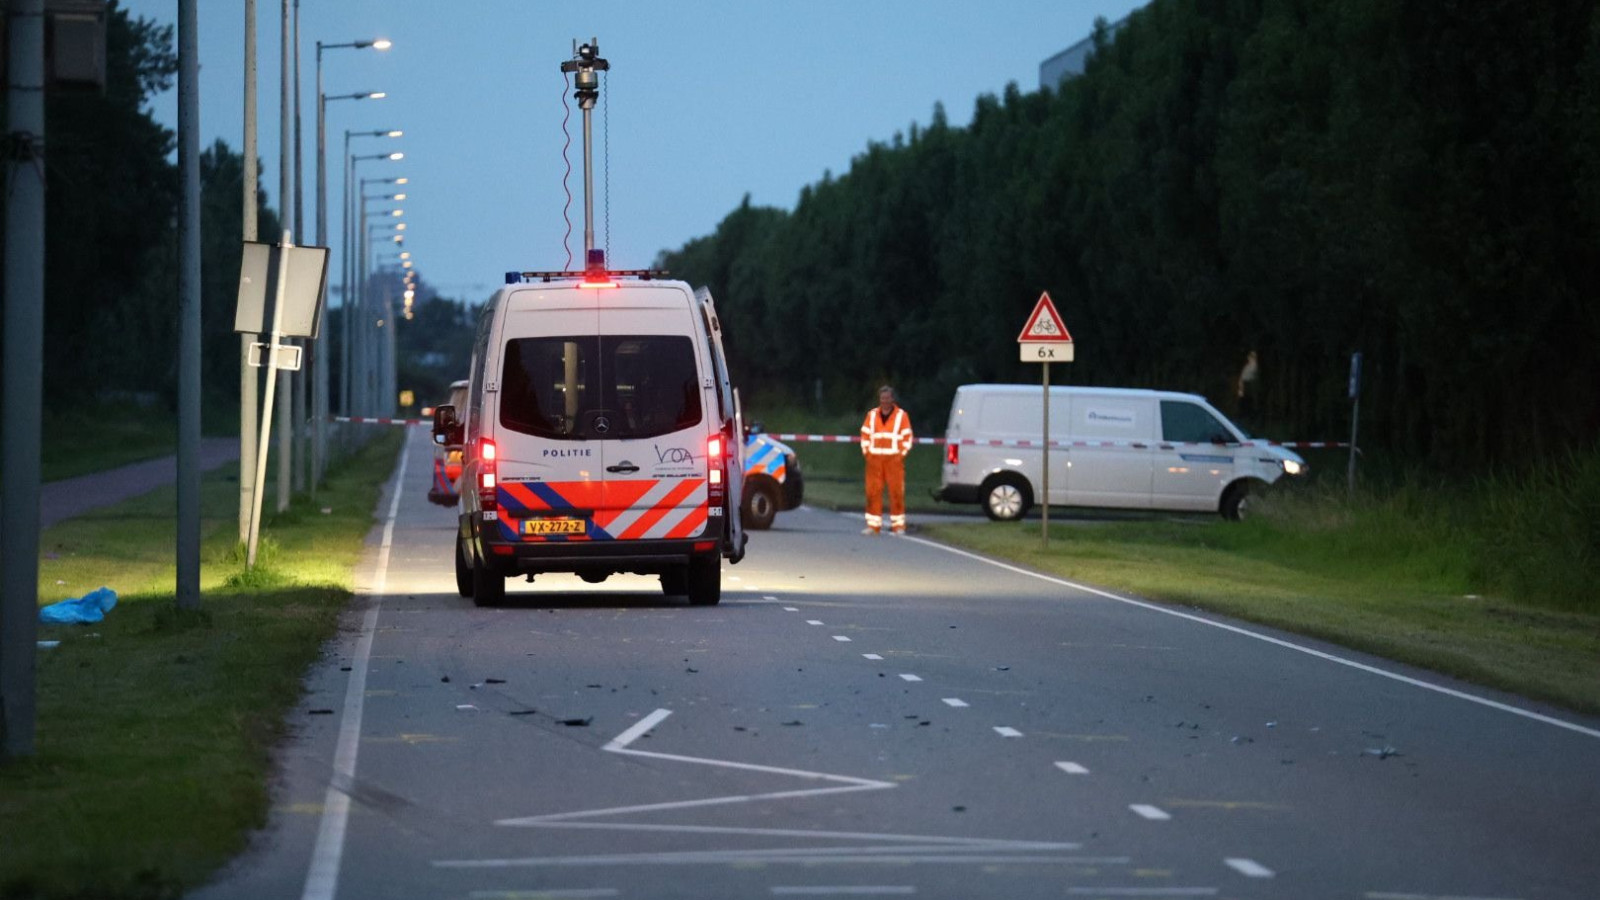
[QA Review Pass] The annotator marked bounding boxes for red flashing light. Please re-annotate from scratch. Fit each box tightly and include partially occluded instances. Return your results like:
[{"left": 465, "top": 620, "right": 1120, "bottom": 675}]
[
  {"left": 577, "top": 275, "right": 618, "bottom": 289},
  {"left": 946, "top": 442, "right": 959, "bottom": 465},
  {"left": 482, "top": 439, "right": 497, "bottom": 462},
  {"left": 478, "top": 438, "right": 498, "bottom": 509}
]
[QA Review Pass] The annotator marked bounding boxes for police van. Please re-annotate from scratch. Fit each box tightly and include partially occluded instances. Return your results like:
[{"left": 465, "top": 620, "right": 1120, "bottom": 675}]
[
  {"left": 934, "top": 384, "right": 1306, "bottom": 521},
  {"left": 432, "top": 268, "right": 747, "bottom": 607}
]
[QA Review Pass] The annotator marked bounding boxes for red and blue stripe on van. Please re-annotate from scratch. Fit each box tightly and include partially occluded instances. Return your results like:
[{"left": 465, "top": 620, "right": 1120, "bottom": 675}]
[{"left": 494, "top": 479, "right": 708, "bottom": 542}]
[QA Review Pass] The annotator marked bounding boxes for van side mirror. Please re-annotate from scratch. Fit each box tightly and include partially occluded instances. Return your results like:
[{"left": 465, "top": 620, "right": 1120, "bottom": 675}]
[{"left": 432, "top": 404, "right": 463, "bottom": 446}]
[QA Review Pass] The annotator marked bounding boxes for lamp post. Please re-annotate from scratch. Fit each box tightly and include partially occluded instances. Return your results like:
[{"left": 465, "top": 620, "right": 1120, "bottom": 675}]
[
  {"left": 343, "top": 148, "right": 402, "bottom": 418},
  {"left": 361, "top": 208, "right": 403, "bottom": 415}
]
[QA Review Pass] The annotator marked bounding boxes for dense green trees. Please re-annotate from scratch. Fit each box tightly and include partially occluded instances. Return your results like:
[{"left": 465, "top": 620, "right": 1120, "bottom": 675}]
[
  {"left": 660, "top": 0, "right": 1600, "bottom": 469},
  {"left": 1, "top": 3, "right": 278, "bottom": 414}
]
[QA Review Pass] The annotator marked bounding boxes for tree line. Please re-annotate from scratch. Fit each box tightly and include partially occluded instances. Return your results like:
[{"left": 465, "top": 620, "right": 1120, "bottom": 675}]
[{"left": 659, "top": 0, "right": 1600, "bottom": 470}]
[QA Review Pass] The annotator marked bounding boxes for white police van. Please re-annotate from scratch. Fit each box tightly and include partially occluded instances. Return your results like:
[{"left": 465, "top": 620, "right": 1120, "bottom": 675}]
[
  {"left": 433, "top": 266, "right": 746, "bottom": 607},
  {"left": 934, "top": 384, "right": 1306, "bottom": 521}
]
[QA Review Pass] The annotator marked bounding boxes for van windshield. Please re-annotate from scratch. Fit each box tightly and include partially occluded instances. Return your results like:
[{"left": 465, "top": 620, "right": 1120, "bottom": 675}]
[{"left": 499, "top": 335, "right": 702, "bottom": 441}]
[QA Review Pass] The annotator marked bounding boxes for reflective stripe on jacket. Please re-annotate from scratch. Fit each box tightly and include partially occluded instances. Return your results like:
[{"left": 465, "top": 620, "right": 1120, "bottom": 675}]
[{"left": 860, "top": 406, "right": 913, "bottom": 457}]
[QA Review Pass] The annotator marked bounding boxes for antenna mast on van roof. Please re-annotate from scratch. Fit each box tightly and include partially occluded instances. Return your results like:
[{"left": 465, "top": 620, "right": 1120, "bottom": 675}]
[{"left": 561, "top": 38, "right": 609, "bottom": 277}]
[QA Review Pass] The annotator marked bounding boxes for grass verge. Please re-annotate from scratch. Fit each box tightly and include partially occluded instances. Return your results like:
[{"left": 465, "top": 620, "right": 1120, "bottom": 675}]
[
  {"left": 0, "top": 430, "right": 402, "bottom": 900},
  {"left": 921, "top": 478, "right": 1600, "bottom": 717}
]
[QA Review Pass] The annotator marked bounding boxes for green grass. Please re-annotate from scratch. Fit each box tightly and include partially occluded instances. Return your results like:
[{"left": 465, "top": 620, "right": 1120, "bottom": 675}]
[
  {"left": 0, "top": 431, "right": 402, "bottom": 900},
  {"left": 38, "top": 402, "right": 179, "bottom": 483},
  {"left": 922, "top": 477, "right": 1600, "bottom": 717}
]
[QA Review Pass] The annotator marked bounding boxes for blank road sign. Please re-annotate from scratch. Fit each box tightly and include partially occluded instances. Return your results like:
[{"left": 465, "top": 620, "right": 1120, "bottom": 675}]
[{"left": 235, "top": 241, "right": 330, "bottom": 338}]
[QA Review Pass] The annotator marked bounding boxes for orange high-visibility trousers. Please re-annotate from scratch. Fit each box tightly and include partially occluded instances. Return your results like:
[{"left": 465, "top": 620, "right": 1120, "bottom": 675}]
[{"left": 864, "top": 454, "right": 906, "bottom": 533}]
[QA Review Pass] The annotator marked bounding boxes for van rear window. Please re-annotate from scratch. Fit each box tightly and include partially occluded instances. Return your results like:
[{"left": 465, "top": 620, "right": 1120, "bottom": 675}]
[{"left": 500, "top": 335, "right": 702, "bottom": 441}]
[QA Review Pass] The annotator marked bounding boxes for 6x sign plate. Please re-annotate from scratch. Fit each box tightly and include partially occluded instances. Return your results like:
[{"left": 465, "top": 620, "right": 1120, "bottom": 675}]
[{"left": 1020, "top": 342, "right": 1074, "bottom": 363}]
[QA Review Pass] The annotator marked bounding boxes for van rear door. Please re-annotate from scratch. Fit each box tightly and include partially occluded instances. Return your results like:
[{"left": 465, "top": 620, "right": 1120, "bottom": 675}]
[
  {"left": 592, "top": 289, "right": 710, "bottom": 541},
  {"left": 697, "top": 288, "right": 744, "bottom": 560}
]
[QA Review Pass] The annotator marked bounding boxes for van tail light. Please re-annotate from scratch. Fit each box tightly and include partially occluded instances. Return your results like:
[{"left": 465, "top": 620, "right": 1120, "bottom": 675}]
[
  {"left": 478, "top": 438, "right": 498, "bottom": 509},
  {"left": 707, "top": 430, "right": 728, "bottom": 507},
  {"left": 946, "top": 442, "right": 959, "bottom": 465}
]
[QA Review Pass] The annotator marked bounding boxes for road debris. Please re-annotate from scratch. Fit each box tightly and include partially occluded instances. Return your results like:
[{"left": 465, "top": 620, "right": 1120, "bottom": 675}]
[{"left": 561, "top": 717, "right": 593, "bottom": 727}]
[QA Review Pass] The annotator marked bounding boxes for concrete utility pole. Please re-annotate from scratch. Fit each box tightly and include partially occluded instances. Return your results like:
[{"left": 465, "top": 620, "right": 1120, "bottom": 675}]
[
  {"left": 291, "top": 0, "right": 307, "bottom": 493},
  {"left": 277, "top": 0, "right": 293, "bottom": 513},
  {"left": 176, "top": 0, "right": 203, "bottom": 609},
  {"left": 240, "top": 0, "right": 259, "bottom": 543},
  {"left": 1, "top": 0, "right": 46, "bottom": 759}
]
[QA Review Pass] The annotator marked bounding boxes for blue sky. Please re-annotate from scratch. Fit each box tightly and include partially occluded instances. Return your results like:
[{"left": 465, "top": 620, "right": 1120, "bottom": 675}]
[{"left": 122, "top": 1, "right": 1143, "bottom": 302}]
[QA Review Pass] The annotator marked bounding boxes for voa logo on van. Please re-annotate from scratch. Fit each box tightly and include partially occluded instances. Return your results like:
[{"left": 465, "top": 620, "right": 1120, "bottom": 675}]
[{"left": 543, "top": 448, "right": 594, "bottom": 458}]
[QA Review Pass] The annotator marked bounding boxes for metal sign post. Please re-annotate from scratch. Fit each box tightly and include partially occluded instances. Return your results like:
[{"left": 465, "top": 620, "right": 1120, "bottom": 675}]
[
  {"left": 1017, "top": 292, "right": 1074, "bottom": 549},
  {"left": 234, "top": 237, "right": 330, "bottom": 567}
]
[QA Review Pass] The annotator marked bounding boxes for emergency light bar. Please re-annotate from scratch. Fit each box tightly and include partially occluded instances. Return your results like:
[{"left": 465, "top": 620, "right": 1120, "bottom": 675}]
[{"left": 505, "top": 269, "right": 668, "bottom": 284}]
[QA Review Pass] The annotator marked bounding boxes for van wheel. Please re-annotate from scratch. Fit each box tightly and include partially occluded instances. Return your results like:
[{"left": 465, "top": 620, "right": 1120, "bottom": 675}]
[
  {"left": 661, "top": 567, "right": 688, "bottom": 596},
  {"left": 1220, "top": 482, "right": 1251, "bottom": 521},
  {"left": 455, "top": 539, "right": 473, "bottom": 598},
  {"left": 982, "top": 475, "right": 1032, "bottom": 522},
  {"left": 742, "top": 478, "right": 779, "bottom": 530},
  {"left": 472, "top": 553, "right": 506, "bottom": 607},
  {"left": 686, "top": 555, "right": 721, "bottom": 606}
]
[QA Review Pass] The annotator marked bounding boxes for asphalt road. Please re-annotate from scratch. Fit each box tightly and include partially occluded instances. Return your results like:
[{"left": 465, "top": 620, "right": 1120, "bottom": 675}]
[{"left": 195, "top": 427, "right": 1600, "bottom": 900}]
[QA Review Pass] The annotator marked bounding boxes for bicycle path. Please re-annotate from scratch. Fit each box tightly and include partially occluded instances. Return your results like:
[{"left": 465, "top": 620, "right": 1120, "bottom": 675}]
[{"left": 40, "top": 437, "right": 240, "bottom": 530}]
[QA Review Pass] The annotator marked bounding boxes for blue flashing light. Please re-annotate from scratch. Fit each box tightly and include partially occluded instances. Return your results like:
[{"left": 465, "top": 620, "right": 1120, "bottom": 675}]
[{"left": 505, "top": 271, "right": 521, "bottom": 284}]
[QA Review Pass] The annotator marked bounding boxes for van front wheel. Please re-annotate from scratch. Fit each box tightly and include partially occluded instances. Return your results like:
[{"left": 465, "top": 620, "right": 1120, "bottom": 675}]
[
  {"left": 1220, "top": 482, "right": 1252, "bottom": 521},
  {"left": 982, "top": 475, "right": 1032, "bottom": 522}
]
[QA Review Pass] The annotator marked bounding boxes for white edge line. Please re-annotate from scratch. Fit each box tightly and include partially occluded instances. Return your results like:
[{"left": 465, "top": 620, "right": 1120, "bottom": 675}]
[
  {"left": 904, "top": 535, "right": 1600, "bottom": 741},
  {"left": 300, "top": 429, "right": 411, "bottom": 900},
  {"left": 605, "top": 708, "right": 673, "bottom": 751}
]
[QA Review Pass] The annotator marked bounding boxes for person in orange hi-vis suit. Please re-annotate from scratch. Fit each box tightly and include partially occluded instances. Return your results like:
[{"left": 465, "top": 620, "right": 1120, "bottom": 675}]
[{"left": 860, "top": 385, "right": 914, "bottom": 535}]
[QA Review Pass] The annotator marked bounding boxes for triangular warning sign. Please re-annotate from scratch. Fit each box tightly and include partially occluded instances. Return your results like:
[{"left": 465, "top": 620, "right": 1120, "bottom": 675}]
[{"left": 1017, "top": 291, "right": 1073, "bottom": 342}]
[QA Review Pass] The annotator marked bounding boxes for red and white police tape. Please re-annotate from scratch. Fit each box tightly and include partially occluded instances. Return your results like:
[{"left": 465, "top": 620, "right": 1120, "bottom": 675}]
[
  {"left": 331, "top": 415, "right": 429, "bottom": 426},
  {"left": 763, "top": 433, "right": 1350, "bottom": 450},
  {"left": 329, "top": 418, "right": 1347, "bottom": 450}
]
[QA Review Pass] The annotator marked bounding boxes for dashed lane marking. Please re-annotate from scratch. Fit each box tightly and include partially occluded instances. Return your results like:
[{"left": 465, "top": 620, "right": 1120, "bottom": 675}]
[
  {"left": 770, "top": 888, "right": 916, "bottom": 896},
  {"left": 993, "top": 726, "right": 1023, "bottom": 738},
  {"left": 1223, "top": 858, "right": 1274, "bottom": 878},
  {"left": 1065, "top": 890, "right": 1217, "bottom": 897},
  {"left": 470, "top": 891, "right": 621, "bottom": 899},
  {"left": 898, "top": 674, "right": 922, "bottom": 682},
  {"left": 1055, "top": 761, "right": 1089, "bottom": 774},
  {"left": 863, "top": 654, "right": 884, "bottom": 660},
  {"left": 833, "top": 635, "right": 853, "bottom": 642},
  {"left": 1130, "top": 805, "right": 1172, "bottom": 821},
  {"left": 807, "top": 620, "right": 825, "bottom": 626},
  {"left": 785, "top": 607, "right": 800, "bottom": 612},
  {"left": 942, "top": 699, "right": 968, "bottom": 708}
]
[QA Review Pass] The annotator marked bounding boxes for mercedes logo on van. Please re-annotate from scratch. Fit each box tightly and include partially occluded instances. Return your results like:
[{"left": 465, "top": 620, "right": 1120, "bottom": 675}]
[{"left": 593, "top": 416, "right": 611, "bottom": 435}]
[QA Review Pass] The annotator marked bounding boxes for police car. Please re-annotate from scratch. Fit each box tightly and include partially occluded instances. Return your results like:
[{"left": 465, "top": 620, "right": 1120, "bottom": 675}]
[
  {"left": 742, "top": 423, "right": 803, "bottom": 529},
  {"left": 426, "top": 379, "right": 469, "bottom": 506}
]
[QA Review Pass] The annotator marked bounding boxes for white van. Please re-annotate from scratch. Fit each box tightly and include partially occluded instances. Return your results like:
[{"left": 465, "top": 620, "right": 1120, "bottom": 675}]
[
  {"left": 934, "top": 384, "right": 1306, "bottom": 521},
  {"left": 432, "top": 271, "right": 746, "bottom": 607}
]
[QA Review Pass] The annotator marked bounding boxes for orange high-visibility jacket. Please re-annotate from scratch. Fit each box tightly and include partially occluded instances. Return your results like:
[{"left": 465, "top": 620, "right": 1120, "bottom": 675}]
[{"left": 860, "top": 405, "right": 913, "bottom": 457}]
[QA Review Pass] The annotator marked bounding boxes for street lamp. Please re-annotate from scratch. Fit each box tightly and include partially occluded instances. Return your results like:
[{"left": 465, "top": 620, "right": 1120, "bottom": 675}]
[
  {"left": 315, "top": 35, "right": 390, "bottom": 455},
  {"left": 346, "top": 155, "right": 402, "bottom": 415}
]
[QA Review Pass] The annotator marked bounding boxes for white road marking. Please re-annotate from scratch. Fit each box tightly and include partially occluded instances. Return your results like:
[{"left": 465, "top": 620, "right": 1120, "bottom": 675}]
[
  {"left": 807, "top": 620, "right": 825, "bottom": 626},
  {"left": 467, "top": 883, "right": 617, "bottom": 890},
  {"left": 1129, "top": 804, "right": 1172, "bottom": 821},
  {"left": 1068, "top": 883, "right": 1216, "bottom": 890},
  {"left": 941, "top": 698, "right": 968, "bottom": 708},
  {"left": 765, "top": 595, "right": 780, "bottom": 601},
  {"left": 785, "top": 607, "right": 800, "bottom": 612},
  {"left": 770, "top": 888, "right": 915, "bottom": 896},
  {"left": 605, "top": 708, "right": 673, "bottom": 751},
  {"left": 300, "top": 430, "right": 412, "bottom": 900},
  {"left": 906, "top": 536, "right": 1600, "bottom": 741},
  {"left": 1224, "top": 858, "right": 1274, "bottom": 878},
  {"left": 863, "top": 654, "right": 884, "bottom": 660},
  {"left": 993, "top": 726, "right": 1023, "bottom": 738},
  {"left": 833, "top": 635, "right": 853, "bottom": 642},
  {"left": 1055, "top": 761, "right": 1090, "bottom": 774},
  {"left": 1365, "top": 895, "right": 1525, "bottom": 900},
  {"left": 440, "top": 850, "right": 1125, "bottom": 868},
  {"left": 898, "top": 674, "right": 922, "bottom": 682}
]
